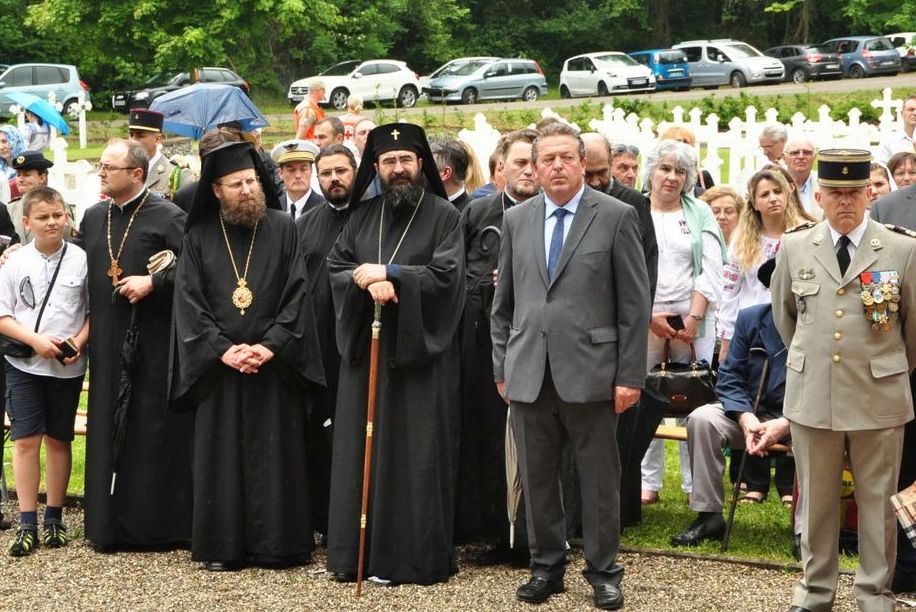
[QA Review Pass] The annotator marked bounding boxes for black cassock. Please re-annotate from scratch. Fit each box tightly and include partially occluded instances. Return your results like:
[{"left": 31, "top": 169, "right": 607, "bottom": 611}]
[
  {"left": 326, "top": 192, "right": 465, "bottom": 585},
  {"left": 454, "top": 192, "right": 526, "bottom": 544},
  {"left": 170, "top": 210, "right": 325, "bottom": 566},
  {"left": 295, "top": 203, "right": 349, "bottom": 536},
  {"left": 75, "top": 191, "right": 193, "bottom": 548}
]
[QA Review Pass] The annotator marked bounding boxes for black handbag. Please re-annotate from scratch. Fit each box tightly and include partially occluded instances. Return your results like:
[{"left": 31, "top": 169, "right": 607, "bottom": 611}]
[
  {"left": 645, "top": 339, "right": 717, "bottom": 418},
  {"left": 0, "top": 244, "right": 68, "bottom": 358}
]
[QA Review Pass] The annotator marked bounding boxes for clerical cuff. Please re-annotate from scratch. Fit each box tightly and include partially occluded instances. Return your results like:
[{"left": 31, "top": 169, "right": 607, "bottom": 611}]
[{"left": 386, "top": 265, "right": 401, "bottom": 281}]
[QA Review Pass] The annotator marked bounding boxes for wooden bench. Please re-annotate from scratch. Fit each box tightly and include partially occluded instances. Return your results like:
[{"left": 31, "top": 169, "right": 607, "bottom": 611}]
[{"left": 655, "top": 423, "right": 790, "bottom": 454}]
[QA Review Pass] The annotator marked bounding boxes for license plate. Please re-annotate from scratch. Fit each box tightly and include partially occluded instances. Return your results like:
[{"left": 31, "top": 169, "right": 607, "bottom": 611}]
[
  {"left": 826, "top": 64, "right": 839, "bottom": 69},
  {"left": 630, "top": 79, "right": 647, "bottom": 86},
  {"left": 112, "top": 98, "right": 126, "bottom": 107},
  {"left": 882, "top": 60, "right": 895, "bottom": 66}
]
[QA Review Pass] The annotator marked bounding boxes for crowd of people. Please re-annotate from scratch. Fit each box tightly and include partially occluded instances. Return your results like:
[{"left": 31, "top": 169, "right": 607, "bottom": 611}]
[{"left": 0, "top": 89, "right": 914, "bottom": 611}]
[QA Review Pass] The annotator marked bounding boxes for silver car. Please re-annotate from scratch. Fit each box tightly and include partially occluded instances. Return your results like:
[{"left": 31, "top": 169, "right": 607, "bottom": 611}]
[
  {"left": 0, "top": 63, "right": 90, "bottom": 117},
  {"left": 425, "top": 58, "right": 548, "bottom": 104},
  {"left": 673, "top": 39, "right": 784, "bottom": 88}
]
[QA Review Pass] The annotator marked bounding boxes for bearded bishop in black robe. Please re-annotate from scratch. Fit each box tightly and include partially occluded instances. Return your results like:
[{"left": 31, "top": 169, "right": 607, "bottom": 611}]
[
  {"left": 326, "top": 123, "right": 465, "bottom": 585},
  {"left": 170, "top": 142, "right": 325, "bottom": 569}
]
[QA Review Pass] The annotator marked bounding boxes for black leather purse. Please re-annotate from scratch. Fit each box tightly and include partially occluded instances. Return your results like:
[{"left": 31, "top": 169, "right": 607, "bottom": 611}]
[
  {"left": 645, "top": 339, "right": 717, "bottom": 418},
  {"left": 0, "top": 244, "right": 68, "bottom": 358}
]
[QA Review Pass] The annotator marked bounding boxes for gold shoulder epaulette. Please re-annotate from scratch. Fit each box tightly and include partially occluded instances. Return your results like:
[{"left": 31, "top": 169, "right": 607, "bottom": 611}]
[
  {"left": 884, "top": 224, "right": 916, "bottom": 238},
  {"left": 785, "top": 221, "right": 816, "bottom": 234}
]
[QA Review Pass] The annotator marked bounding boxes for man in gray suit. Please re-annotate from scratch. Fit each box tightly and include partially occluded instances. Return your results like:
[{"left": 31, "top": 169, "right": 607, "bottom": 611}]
[
  {"left": 491, "top": 123, "right": 650, "bottom": 610},
  {"left": 773, "top": 150, "right": 916, "bottom": 612}
]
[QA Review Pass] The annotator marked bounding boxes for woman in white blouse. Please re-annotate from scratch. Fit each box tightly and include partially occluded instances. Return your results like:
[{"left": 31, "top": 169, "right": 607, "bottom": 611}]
[{"left": 640, "top": 139, "right": 726, "bottom": 505}]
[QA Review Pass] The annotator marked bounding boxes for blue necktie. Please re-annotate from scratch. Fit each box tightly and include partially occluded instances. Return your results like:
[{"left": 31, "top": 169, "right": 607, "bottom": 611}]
[{"left": 547, "top": 208, "right": 570, "bottom": 281}]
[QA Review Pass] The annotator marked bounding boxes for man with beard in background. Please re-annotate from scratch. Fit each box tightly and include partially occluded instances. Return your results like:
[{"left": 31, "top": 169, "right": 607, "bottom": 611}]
[
  {"left": 457, "top": 128, "right": 538, "bottom": 563},
  {"left": 296, "top": 143, "right": 357, "bottom": 544},
  {"left": 170, "top": 141, "right": 325, "bottom": 571},
  {"left": 326, "top": 123, "right": 465, "bottom": 585}
]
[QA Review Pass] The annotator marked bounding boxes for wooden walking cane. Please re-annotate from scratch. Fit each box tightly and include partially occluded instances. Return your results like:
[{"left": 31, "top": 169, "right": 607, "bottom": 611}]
[
  {"left": 356, "top": 302, "right": 383, "bottom": 597},
  {"left": 721, "top": 347, "right": 770, "bottom": 552}
]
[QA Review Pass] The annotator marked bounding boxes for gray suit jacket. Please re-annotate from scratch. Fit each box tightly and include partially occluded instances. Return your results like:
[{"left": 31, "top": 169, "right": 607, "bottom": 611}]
[
  {"left": 870, "top": 184, "right": 916, "bottom": 230},
  {"left": 491, "top": 186, "right": 650, "bottom": 404}
]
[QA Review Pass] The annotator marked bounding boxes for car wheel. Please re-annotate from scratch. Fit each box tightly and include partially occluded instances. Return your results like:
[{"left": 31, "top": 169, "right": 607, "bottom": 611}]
[
  {"left": 597, "top": 81, "right": 609, "bottom": 96},
  {"left": 791, "top": 68, "right": 807, "bottom": 84},
  {"left": 63, "top": 98, "right": 80, "bottom": 118},
  {"left": 397, "top": 86, "right": 417, "bottom": 108},
  {"left": 848, "top": 64, "right": 865, "bottom": 79},
  {"left": 461, "top": 88, "right": 478, "bottom": 105},
  {"left": 330, "top": 88, "right": 349, "bottom": 110},
  {"left": 560, "top": 85, "right": 570, "bottom": 99},
  {"left": 522, "top": 86, "right": 539, "bottom": 102},
  {"left": 729, "top": 71, "right": 747, "bottom": 88}
]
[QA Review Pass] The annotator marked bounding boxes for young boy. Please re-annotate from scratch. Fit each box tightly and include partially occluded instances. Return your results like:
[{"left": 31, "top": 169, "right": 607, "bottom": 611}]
[{"left": 0, "top": 186, "right": 88, "bottom": 556}]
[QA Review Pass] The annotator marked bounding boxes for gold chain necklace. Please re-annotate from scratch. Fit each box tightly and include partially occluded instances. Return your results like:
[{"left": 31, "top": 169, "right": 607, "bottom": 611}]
[
  {"left": 377, "top": 190, "right": 424, "bottom": 265},
  {"left": 106, "top": 190, "right": 150, "bottom": 286},
  {"left": 218, "top": 213, "right": 259, "bottom": 316}
]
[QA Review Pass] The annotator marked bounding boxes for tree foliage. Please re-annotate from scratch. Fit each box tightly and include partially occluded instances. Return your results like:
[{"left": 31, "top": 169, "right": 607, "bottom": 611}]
[{"left": 3, "top": 0, "right": 914, "bottom": 106}]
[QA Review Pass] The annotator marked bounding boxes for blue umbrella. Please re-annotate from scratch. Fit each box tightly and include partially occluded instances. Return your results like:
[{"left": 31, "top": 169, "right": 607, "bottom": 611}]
[
  {"left": 4, "top": 91, "right": 70, "bottom": 135},
  {"left": 148, "top": 83, "right": 269, "bottom": 139}
]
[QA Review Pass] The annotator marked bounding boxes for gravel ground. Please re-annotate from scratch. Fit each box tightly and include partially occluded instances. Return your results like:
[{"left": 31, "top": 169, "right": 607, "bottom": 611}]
[{"left": 0, "top": 506, "right": 904, "bottom": 611}]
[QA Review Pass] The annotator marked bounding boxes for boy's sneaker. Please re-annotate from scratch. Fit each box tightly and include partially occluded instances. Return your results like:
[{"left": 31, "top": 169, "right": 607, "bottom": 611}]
[
  {"left": 43, "top": 519, "right": 69, "bottom": 548},
  {"left": 8, "top": 525, "right": 39, "bottom": 557}
]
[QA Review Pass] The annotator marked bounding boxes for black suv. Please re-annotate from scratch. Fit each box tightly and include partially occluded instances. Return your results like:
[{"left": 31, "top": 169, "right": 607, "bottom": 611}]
[
  {"left": 764, "top": 44, "right": 843, "bottom": 83},
  {"left": 111, "top": 67, "right": 250, "bottom": 111}
]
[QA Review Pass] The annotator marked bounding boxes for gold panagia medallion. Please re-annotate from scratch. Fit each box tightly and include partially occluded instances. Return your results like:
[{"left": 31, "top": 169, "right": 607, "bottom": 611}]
[{"left": 232, "top": 279, "right": 253, "bottom": 315}]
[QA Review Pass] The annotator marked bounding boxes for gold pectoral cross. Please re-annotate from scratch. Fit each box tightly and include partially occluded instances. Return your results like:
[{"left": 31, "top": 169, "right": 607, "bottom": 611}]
[{"left": 108, "top": 259, "right": 123, "bottom": 286}]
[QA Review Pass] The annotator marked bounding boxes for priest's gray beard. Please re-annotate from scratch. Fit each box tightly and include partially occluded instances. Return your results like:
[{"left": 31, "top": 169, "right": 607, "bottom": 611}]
[
  {"left": 381, "top": 178, "right": 424, "bottom": 212},
  {"left": 220, "top": 190, "right": 267, "bottom": 228}
]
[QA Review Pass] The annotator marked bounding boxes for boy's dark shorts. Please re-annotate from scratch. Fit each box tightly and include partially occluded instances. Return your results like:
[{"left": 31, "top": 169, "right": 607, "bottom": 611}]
[{"left": 5, "top": 362, "right": 83, "bottom": 442}]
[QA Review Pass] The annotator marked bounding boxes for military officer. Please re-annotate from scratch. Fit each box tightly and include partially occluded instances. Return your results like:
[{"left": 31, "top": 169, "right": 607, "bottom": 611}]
[
  {"left": 127, "top": 108, "right": 191, "bottom": 200},
  {"left": 772, "top": 149, "right": 916, "bottom": 612}
]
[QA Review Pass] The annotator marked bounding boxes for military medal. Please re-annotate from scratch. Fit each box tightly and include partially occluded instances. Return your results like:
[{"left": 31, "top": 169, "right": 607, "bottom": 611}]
[
  {"left": 860, "top": 270, "right": 900, "bottom": 332},
  {"left": 798, "top": 268, "right": 815, "bottom": 280},
  {"left": 219, "top": 213, "right": 259, "bottom": 316},
  {"left": 106, "top": 190, "right": 150, "bottom": 287}
]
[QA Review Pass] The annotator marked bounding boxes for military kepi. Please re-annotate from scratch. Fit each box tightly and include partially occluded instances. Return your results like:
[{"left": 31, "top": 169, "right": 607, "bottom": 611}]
[
  {"left": 128, "top": 108, "right": 164, "bottom": 133},
  {"left": 816, "top": 148, "right": 871, "bottom": 188},
  {"left": 12, "top": 150, "right": 53, "bottom": 172}
]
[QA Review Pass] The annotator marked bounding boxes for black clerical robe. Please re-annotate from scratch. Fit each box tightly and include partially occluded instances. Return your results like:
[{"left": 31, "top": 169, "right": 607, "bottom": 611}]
[
  {"left": 455, "top": 192, "right": 522, "bottom": 544},
  {"left": 296, "top": 202, "right": 349, "bottom": 536},
  {"left": 326, "top": 192, "right": 465, "bottom": 585},
  {"left": 75, "top": 191, "right": 192, "bottom": 548},
  {"left": 170, "top": 209, "right": 324, "bottom": 566}
]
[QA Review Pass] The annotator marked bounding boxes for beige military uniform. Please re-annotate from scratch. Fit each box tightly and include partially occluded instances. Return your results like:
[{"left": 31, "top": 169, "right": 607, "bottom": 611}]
[
  {"left": 772, "top": 219, "right": 916, "bottom": 612},
  {"left": 145, "top": 153, "right": 190, "bottom": 200}
]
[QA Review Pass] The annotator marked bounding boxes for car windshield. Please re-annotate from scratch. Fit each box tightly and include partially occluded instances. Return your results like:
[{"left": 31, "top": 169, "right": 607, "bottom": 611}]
[
  {"left": 143, "top": 72, "right": 183, "bottom": 87},
  {"left": 442, "top": 61, "right": 489, "bottom": 76},
  {"left": 321, "top": 61, "right": 361, "bottom": 76},
  {"left": 723, "top": 43, "right": 761, "bottom": 58},
  {"left": 593, "top": 54, "right": 639, "bottom": 67},
  {"left": 657, "top": 51, "right": 686, "bottom": 64}
]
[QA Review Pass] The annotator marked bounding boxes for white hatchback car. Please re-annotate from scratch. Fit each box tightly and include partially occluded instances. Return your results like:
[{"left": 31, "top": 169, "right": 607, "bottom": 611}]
[
  {"left": 559, "top": 52, "right": 656, "bottom": 98},
  {"left": 288, "top": 59, "right": 421, "bottom": 109}
]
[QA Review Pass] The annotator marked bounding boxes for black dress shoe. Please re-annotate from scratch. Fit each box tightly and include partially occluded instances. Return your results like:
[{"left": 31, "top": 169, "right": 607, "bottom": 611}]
[
  {"left": 787, "top": 606, "right": 811, "bottom": 612},
  {"left": 516, "top": 576, "right": 564, "bottom": 604},
  {"left": 593, "top": 584, "right": 624, "bottom": 610},
  {"left": 204, "top": 560, "right": 242, "bottom": 572},
  {"left": 670, "top": 513, "right": 726, "bottom": 547},
  {"left": 893, "top": 569, "right": 916, "bottom": 594},
  {"left": 330, "top": 572, "right": 357, "bottom": 583},
  {"left": 0, "top": 514, "right": 11, "bottom": 531}
]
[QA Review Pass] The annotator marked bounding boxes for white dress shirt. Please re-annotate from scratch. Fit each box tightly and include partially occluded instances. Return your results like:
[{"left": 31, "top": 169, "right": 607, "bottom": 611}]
[
  {"left": 828, "top": 216, "right": 869, "bottom": 264},
  {"left": 287, "top": 191, "right": 311, "bottom": 221}
]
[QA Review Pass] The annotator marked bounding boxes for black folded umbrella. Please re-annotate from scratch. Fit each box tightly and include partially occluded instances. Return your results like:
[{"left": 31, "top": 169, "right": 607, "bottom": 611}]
[{"left": 110, "top": 304, "right": 140, "bottom": 495}]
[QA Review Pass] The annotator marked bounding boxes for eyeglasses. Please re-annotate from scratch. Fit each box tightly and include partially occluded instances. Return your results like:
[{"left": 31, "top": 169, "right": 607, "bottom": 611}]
[
  {"left": 216, "top": 177, "right": 260, "bottom": 191},
  {"left": 19, "top": 277, "right": 35, "bottom": 309},
  {"left": 786, "top": 150, "right": 815, "bottom": 157},
  {"left": 93, "top": 163, "right": 138, "bottom": 173}
]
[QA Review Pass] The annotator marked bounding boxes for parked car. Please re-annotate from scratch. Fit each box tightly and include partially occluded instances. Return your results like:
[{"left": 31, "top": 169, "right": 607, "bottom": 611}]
[
  {"left": 0, "top": 63, "right": 90, "bottom": 117},
  {"left": 763, "top": 44, "right": 843, "bottom": 83},
  {"left": 822, "top": 36, "right": 900, "bottom": 78},
  {"left": 425, "top": 58, "right": 547, "bottom": 104},
  {"left": 111, "top": 67, "right": 250, "bottom": 112},
  {"left": 886, "top": 32, "right": 916, "bottom": 71},
  {"left": 672, "top": 39, "right": 784, "bottom": 88},
  {"left": 559, "top": 52, "right": 655, "bottom": 98},
  {"left": 628, "top": 49, "right": 691, "bottom": 91},
  {"left": 419, "top": 56, "right": 500, "bottom": 93},
  {"left": 287, "top": 59, "right": 420, "bottom": 110}
]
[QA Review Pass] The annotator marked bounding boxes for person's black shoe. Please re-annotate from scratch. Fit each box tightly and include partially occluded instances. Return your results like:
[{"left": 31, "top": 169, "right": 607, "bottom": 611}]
[
  {"left": 593, "top": 584, "right": 624, "bottom": 610},
  {"left": 670, "top": 513, "right": 725, "bottom": 547},
  {"left": 330, "top": 572, "right": 357, "bottom": 583},
  {"left": 8, "top": 525, "right": 39, "bottom": 557},
  {"left": 792, "top": 534, "right": 801, "bottom": 561},
  {"left": 0, "top": 514, "right": 11, "bottom": 531},
  {"left": 43, "top": 519, "right": 70, "bottom": 548},
  {"left": 470, "top": 544, "right": 530, "bottom": 568},
  {"left": 787, "top": 607, "right": 811, "bottom": 612},
  {"left": 892, "top": 569, "right": 916, "bottom": 594},
  {"left": 516, "top": 576, "right": 564, "bottom": 604},
  {"left": 204, "top": 560, "right": 242, "bottom": 572}
]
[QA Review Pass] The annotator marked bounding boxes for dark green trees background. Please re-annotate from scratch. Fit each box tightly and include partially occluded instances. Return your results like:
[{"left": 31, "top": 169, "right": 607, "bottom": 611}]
[{"left": 1, "top": 0, "right": 914, "bottom": 104}]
